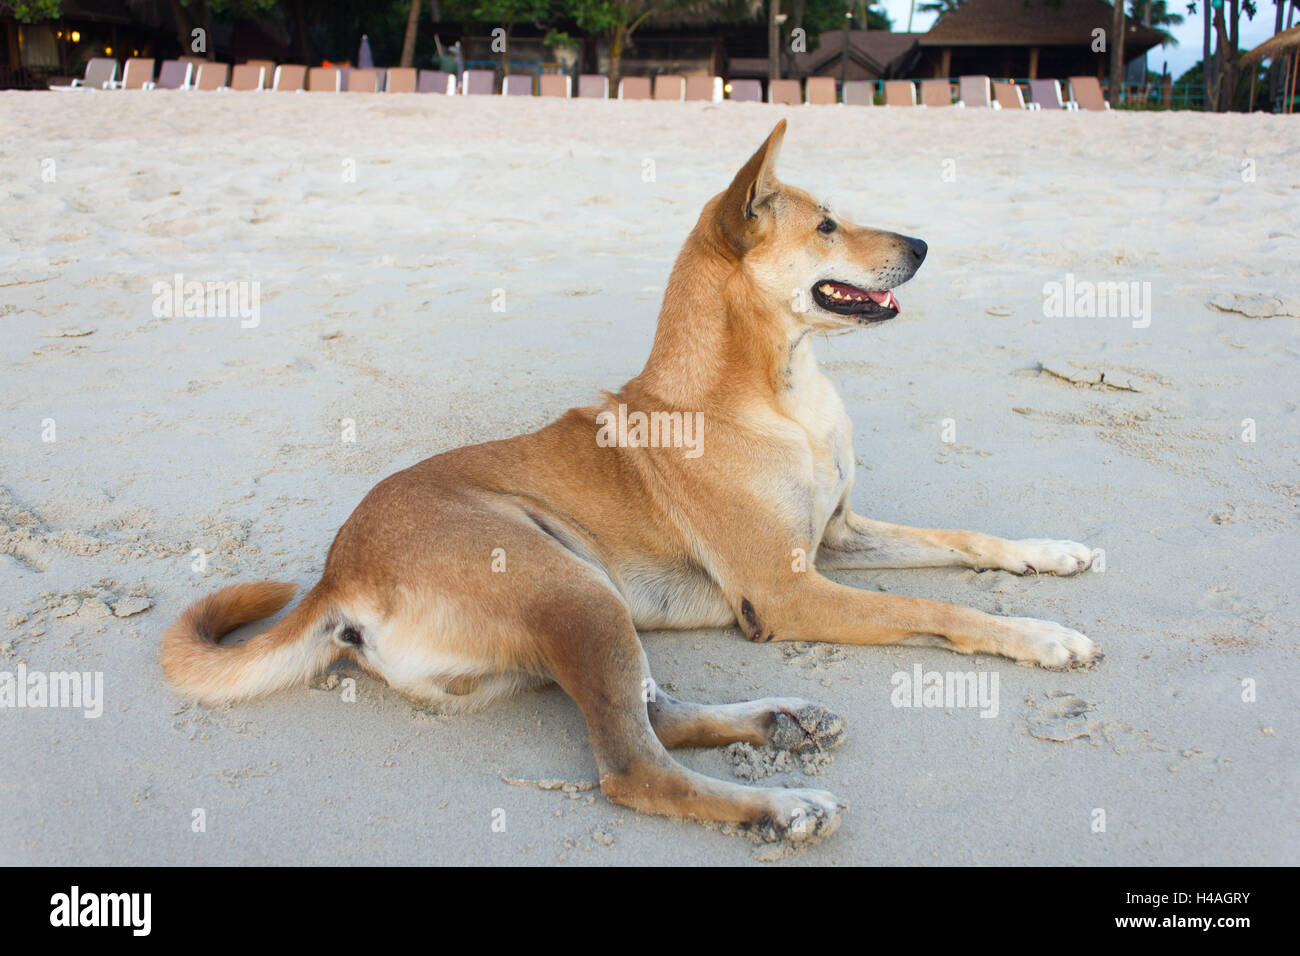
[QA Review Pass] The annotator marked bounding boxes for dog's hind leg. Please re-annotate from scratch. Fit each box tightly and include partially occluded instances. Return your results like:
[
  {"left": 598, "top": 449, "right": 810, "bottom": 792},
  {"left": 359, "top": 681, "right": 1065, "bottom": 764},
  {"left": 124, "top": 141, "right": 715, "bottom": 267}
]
[
  {"left": 531, "top": 577, "right": 844, "bottom": 842},
  {"left": 818, "top": 508, "right": 1098, "bottom": 577},
  {"left": 647, "top": 692, "right": 845, "bottom": 753}
]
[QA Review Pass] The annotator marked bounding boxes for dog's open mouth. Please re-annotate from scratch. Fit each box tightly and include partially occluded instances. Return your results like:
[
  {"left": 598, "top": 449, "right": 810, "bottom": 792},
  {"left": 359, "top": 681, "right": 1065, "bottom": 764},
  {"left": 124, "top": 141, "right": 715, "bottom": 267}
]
[{"left": 812, "top": 281, "right": 900, "bottom": 322}]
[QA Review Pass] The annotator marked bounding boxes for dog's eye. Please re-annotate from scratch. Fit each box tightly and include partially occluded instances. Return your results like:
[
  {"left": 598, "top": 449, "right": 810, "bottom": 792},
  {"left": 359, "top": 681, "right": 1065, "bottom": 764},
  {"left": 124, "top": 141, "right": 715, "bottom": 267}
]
[{"left": 818, "top": 218, "right": 837, "bottom": 235}]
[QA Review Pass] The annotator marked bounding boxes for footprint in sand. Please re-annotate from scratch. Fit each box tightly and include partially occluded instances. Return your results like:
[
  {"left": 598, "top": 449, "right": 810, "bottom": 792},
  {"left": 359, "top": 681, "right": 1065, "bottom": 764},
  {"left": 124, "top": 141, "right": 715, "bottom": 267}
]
[{"left": 1025, "top": 690, "right": 1094, "bottom": 742}]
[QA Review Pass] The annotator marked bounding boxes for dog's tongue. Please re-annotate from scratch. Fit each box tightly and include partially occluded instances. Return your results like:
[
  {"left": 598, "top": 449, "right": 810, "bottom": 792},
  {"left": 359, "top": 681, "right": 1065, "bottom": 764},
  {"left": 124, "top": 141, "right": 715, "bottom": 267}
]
[{"left": 866, "top": 289, "right": 899, "bottom": 310}]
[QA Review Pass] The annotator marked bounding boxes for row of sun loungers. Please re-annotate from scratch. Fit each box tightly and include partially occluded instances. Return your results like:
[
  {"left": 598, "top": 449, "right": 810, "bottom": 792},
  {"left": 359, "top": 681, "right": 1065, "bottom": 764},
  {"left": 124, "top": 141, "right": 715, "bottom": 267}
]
[
  {"left": 50, "top": 57, "right": 437, "bottom": 92},
  {"left": 51, "top": 57, "right": 1111, "bottom": 111}
]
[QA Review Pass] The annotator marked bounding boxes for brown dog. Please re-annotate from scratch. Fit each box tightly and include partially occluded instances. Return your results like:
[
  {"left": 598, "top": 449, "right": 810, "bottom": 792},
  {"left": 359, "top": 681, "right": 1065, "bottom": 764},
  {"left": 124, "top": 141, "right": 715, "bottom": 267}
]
[{"left": 164, "top": 121, "right": 1099, "bottom": 844}]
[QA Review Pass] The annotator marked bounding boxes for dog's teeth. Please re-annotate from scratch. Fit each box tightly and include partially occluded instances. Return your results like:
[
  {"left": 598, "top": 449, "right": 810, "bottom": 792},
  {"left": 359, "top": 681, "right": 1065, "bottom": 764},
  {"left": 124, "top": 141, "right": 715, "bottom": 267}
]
[{"left": 820, "top": 283, "right": 833, "bottom": 293}]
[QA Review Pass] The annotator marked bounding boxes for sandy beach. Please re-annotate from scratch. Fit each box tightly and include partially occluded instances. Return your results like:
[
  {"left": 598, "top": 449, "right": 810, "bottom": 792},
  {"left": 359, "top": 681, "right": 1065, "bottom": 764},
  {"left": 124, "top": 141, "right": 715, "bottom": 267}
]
[{"left": 1, "top": 91, "right": 1297, "bottom": 865}]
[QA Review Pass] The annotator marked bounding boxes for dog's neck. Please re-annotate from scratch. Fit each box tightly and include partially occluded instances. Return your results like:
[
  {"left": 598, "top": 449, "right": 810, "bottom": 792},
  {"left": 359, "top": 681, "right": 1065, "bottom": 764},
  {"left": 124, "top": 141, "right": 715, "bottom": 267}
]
[{"left": 632, "top": 227, "right": 803, "bottom": 410}]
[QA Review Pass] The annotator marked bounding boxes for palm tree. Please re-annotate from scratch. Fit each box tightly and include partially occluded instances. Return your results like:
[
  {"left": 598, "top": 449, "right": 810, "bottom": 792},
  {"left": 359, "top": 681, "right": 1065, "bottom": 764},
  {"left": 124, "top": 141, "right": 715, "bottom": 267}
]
[
  {"left": 918, "top": 0, "right": 962, "bottom": 20},
  {"left": 570, "top": 0, "right": 749, "bottom": 93},
  {"left": 1109, "top": 0, "right": 1126, "bottom": 104},
  {"left": 1128, "top": 0, "right": 1184, "bottom": 45},
  {"left": 400, "top": 0, "right": 421, "bottom": 68}
]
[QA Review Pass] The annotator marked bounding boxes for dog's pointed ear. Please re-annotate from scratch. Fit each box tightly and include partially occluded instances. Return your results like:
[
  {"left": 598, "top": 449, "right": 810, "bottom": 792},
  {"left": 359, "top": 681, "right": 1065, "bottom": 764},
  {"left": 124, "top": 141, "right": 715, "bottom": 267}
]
[{"left": 717, "top": 120, "right": 786, "bottom": 251}]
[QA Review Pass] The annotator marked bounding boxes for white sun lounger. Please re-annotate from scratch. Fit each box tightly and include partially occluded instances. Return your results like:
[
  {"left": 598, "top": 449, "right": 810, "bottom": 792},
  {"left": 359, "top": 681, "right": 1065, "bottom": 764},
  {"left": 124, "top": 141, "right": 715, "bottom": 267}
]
[{"left": 51, "top": 57, "right": 118, "bottom": 90}]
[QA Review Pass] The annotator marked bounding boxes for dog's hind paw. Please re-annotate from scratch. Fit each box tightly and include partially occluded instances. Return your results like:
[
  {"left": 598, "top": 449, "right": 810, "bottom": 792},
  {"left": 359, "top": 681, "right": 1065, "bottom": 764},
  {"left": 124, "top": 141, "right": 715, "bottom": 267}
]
[
  {"left": 768, "top": 701, "right": 845, "bottom": 754},
  {"left": 754, "top": 788, "right": 846, "bottom": 844}
]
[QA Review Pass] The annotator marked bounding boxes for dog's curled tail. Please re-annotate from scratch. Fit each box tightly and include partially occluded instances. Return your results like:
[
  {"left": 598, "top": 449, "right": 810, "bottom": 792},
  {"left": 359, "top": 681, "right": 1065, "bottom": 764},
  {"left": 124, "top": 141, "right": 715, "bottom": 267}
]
[{"left": 161, "top": 581, "right": 337, "bottom": 705}]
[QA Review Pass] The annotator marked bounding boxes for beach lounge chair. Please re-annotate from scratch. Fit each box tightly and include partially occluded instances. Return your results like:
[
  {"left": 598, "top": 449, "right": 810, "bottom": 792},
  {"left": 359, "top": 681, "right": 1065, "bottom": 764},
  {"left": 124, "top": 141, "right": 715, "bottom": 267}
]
[
  {"left": 767, "top": 79, "right": 801, "bottom": 105},
  {"left": 653, "top": 75, "right": 685, "bottom": 101},
  {"left": 108, "top": 57, "right": 154, "bottom": 90},
  {"left": 502, "top": 74, "right": 533, "bottom": 96},
  {"left": 385, "top": 67, "right": 417, "bottom": 93},
  {"left": 958, "top": 75, "right": 995, "bottom": 108},
  {"left": 683, "top": 75, "right": 723, "bottom": 102},
  {"left": 1068, "top": 76, "right": 1111, "bottom": 111},
  {"left": 992, "top": 80, "right": 1037, "bottom": 110},
  {"left": 346, "top": 68, "right": 380, "bottom": 92},
  {"left": 842, "top": 80, "right": 874, "bottom": 106},
  {"left": 1028, "top": 78, "right": 1077, "bottom": 110},
  {"left": 193, "top": 62, "right": 228, "bottom": 91},
  {"left": 728, "top": 79, "right": 762, "bottom": 102},
  {"left": 242, "top": 60, "right": 274, "bottom": 88},
  {"left": 272, "top": 65, "right": 307, "bottom": 91},
  {"left": 578, "top": 74, "right": 608, "bottom": 98},
  {"left": 538, "top": 74, "right": 571, "bottom": 98},
  {"left": 883, "top": 81, "right": 917, "bottom": 106},
  {"left": 307, "top": 67, "right": 341, "bottom": 91},
  {"left": 805, "top": 76, "right": 836, "bottom": 105},
  {"left": 417, "top": 69, "right": 455, "bottom": 94},
  {"left": 920, "top": 79, "right": 954, "bottom": 107},
  {"left": 619, "top": 77, "right": 651, "bottom": 100},
  {"left": 145, "top": 60, "right": 193, "bottom": 90},
  {"left": 226, "top": 64, "right": 266, "bottom": 91},
  {"left": 461, "top": 70, "right": 495, "bottom": 95},
  {"left": 51, "top": 57, "right": 118, "bottom": 90}
]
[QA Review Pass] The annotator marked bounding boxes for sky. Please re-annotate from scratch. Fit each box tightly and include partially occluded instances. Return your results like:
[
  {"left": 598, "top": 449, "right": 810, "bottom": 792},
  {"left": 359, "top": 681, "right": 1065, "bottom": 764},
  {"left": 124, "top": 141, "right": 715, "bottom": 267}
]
[{"left": 877, "top": 1, "right": 1288, "bottom": 79}]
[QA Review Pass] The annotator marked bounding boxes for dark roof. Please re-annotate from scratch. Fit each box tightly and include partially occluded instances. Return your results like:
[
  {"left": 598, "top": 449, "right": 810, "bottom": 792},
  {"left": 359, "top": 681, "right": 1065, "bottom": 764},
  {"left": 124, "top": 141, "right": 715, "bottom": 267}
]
[
  {"left": 922, "top": 0, "right": 1165, "bottom": 53},
  {"left": 794, "top": 30, "right": 923, "bottom": 76}
]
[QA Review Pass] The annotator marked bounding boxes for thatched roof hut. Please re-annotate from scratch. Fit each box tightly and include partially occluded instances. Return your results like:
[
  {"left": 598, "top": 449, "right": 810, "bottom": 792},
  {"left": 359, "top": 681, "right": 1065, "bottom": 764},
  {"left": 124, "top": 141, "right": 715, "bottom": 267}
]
[
  {"left": 1241, "top": 24, "right": 1300, "bottom": 66},
  {"left": 1242, "top": 24, "right": 1300, "bottom": 113}
]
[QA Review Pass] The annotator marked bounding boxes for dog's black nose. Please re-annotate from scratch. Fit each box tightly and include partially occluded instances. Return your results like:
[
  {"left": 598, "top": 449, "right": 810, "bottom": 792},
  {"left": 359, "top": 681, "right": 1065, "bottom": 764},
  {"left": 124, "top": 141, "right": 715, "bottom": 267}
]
[{"left": 907, "top": 238, "right": 928, "bottom": 265}]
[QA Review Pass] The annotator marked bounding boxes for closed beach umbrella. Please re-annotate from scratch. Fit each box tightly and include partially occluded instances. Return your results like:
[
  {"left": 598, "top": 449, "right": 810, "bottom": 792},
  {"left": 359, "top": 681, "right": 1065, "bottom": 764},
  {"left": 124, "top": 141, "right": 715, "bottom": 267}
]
[{"left": 358, "top": 35, "right": 374, "bottom": 69}]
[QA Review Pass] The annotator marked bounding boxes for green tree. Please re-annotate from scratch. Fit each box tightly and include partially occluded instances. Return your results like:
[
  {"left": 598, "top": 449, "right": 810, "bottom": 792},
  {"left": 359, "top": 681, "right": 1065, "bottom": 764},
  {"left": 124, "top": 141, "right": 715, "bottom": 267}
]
[
  {"left": 1174, "top": 53, "right": 1268, "bottom": 110},
  {"left": 1188, "top": 0, "right": 1262, "bottom": 111},
  {"left": 164, "top": 0, "right": 280, "bottom": 60},
  {"left": 6, "top": 0, "right": 63, "bottom": 21},
  {"left": 917, "top": 0, "right": 961, "bottom": 19},
  {"left": 472, "top": 0, "right": 549, "bottom": 73},
  {"left": 1128, "top": 0, "right": 1183, "bottom": 45},
  {"left": 800, "top": 0, "right": 891, "bottom": 37},
  {"left": 566, "top": 0, "right": 671, "bottom": 90}
]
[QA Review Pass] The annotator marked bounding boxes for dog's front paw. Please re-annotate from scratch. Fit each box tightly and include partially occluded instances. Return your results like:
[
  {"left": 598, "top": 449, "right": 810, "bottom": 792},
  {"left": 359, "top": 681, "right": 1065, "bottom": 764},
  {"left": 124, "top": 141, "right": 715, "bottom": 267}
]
[
  {"left": 754, "top": 788, "right": 846, "bottom": 844},
  {"left": 1003, "top": 617, "right": 1100, "bottom": 669},
  {"left": 1005, "top": 539, "right": 1097, "bottom": 576},
  {"left": 767, "top": 700, "right": 845, "bottom": 754}
]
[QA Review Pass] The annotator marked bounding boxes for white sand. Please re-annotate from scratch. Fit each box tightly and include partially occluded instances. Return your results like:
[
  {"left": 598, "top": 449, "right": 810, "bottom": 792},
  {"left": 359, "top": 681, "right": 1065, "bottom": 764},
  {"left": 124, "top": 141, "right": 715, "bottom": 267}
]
[{"left": 1, "top": 91, "right": 1297, "bottom": 864}]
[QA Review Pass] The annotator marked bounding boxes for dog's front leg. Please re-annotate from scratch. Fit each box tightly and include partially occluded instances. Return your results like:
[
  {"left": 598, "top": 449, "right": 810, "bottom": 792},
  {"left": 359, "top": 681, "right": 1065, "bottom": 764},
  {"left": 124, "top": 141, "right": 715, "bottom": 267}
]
[
  {"left": 730, "top": 573, "right": 1099, "bottom": 669},
  {"left": 817, "top": 508, "right": 1098, "bottom": 576}
]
